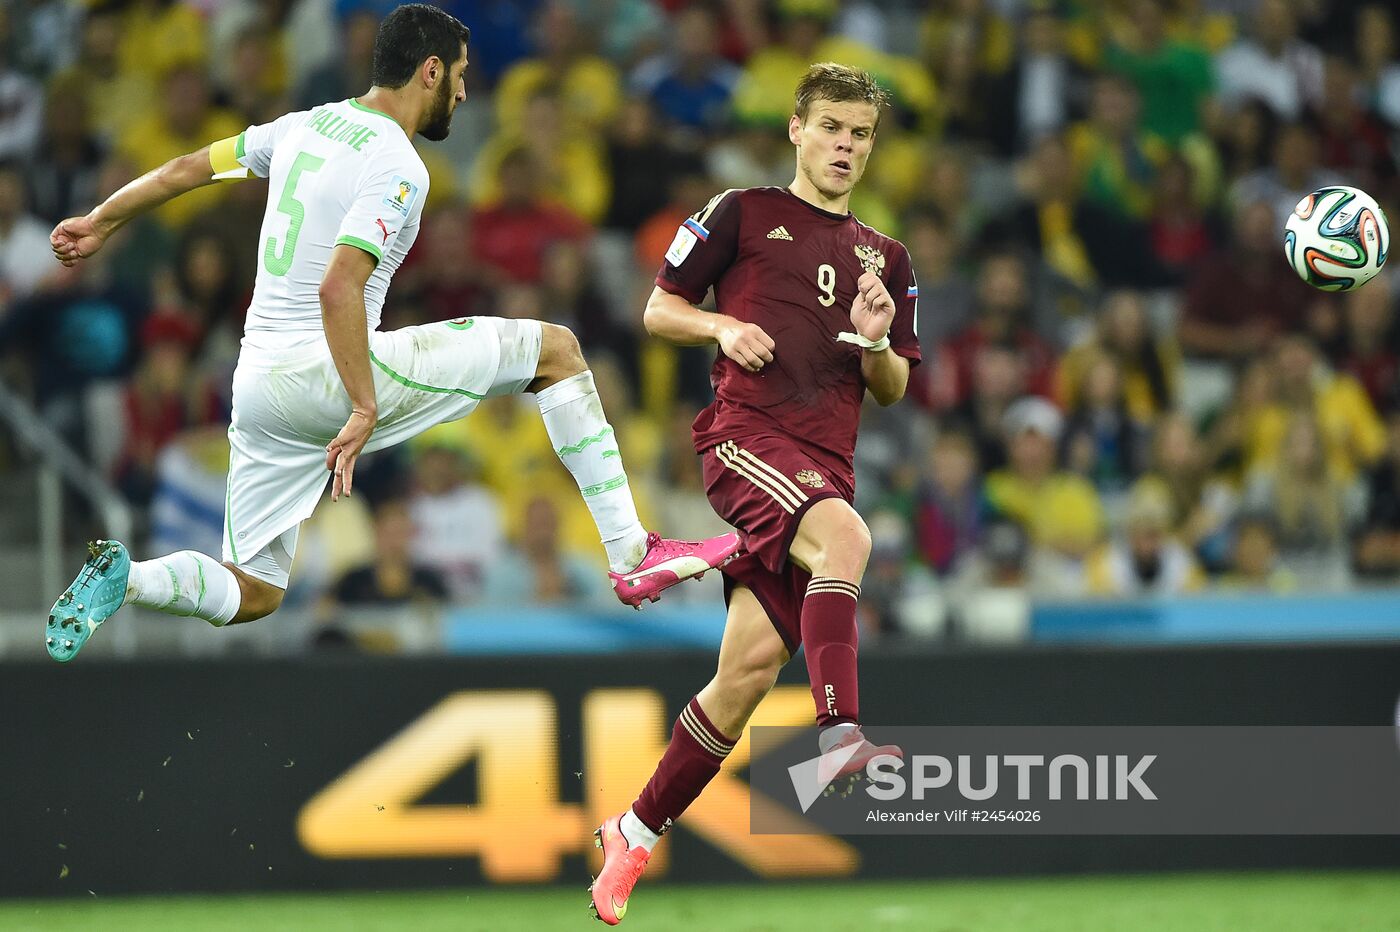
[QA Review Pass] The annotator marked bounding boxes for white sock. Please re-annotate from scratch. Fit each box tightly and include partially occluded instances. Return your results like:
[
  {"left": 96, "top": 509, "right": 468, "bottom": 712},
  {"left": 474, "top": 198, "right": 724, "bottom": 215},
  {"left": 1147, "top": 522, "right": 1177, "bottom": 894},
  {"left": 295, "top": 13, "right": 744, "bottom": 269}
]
[
  {"left": 125, "top": 551, "right": 242, "bottom": 626},
  {"left": 818, "top": 722, "right": 859, "bottom": 754},
  {"left": 535, "top": 371, "right": 649, "bottom": 573},
  {"left": 620, "top": 808, "right": 662, "bottom": 852}
]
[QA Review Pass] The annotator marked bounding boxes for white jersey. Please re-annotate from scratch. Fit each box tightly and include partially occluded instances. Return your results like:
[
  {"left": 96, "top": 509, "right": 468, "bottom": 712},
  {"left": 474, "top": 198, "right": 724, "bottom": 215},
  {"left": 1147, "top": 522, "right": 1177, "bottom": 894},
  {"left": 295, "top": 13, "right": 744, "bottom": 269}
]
[
  {"left": 212, "top": 102, "right": 547, "bottom": 592},
  {"left": 234, "top": 99, "right": 428, "bottom": 353}
]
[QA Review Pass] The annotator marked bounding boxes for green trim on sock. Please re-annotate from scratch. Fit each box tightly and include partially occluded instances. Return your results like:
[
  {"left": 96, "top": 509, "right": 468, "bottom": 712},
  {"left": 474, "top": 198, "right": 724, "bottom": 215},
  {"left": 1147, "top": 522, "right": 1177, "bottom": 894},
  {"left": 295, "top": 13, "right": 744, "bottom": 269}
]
[
  {"left": 557, "top": 426, "right": 614, "bottom": 457},
  {"left": 161, "top": 564, "right": 182, "bottom": 611},
  {"left": 370, "top": 350, "right": 485, "bottom": 399},
  {"left": 602, "top": 449, "right": 620, "bottom": 459},
  {"left": 195, "top": 559, "right": 207, "bottom": 614},
  {"left": 581, "top": 475, "right": 628, "bottom": 497}
]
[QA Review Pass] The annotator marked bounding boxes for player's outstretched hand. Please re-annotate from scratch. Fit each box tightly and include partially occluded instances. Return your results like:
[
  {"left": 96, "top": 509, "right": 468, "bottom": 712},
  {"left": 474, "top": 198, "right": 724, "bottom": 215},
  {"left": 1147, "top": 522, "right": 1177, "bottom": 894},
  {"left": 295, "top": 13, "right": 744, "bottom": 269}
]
[
  {"left": 717, "top": 317, "right": 776, "bottom": 372},
  {"left": 50, "top": 216, "right": 105, "bottom": 267},
  {"left": 850, "top": 270, "right": 895, "bottom": 344},
  {"left": 326, "top": 408, "right": 377, "bottom": 501}
]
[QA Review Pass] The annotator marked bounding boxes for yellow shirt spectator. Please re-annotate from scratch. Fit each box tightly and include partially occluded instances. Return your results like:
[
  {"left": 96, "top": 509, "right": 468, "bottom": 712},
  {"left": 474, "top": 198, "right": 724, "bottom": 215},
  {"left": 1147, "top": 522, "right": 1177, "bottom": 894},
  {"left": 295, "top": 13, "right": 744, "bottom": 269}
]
[
  {"left": 1067, "top": 118, "right": 1170, "bottom": 220},
  {"left": 1246, "top": 374, "right": 1386, "bottom": 484},
  {"left": 984, "top": 397, "right": 1107, "bottom": 557},
  {"left": 51, "top": 67, "right": 155, "bottom": 147},
  {"left": 984, "top": 470, "right": 1105, "bottom": 558},
  {"left": 471, "top": 131, "right": 610, "bottom": 226},
  {"left": 414, "top": 145, "right": 461, "bottom": 211},
  {"left": 118, "top": 0, "right": 208, "bottom": 84},
  {"left": 1056, "top": 339, "right": 1179, "bottom": 424},
  {"left": 1066, "top": 2, "right": 1234, "bottom": 68},
  {"left": 732, "top": 45, "right": 806, "bottom": 127},
  {"left": 847, "top": 189, "right": 899, "bottom": 242},
  {"left": 921, "top": 6, "right": 1015, "bottom": 75},
  {"left": 1167, "top": 9, "right": 1235, "bottom": 54},
  {"left": 857, "top": 130, "right": 927, "bottom": 216},
  {"left": 115, "top": 67, "right": 243, "bottom": 229},
  {"left": 733, "top": 38, "right": 936, "bottom": 130},
  {"left": 494, "top": 56, "right": 622, "bottom": 137}
]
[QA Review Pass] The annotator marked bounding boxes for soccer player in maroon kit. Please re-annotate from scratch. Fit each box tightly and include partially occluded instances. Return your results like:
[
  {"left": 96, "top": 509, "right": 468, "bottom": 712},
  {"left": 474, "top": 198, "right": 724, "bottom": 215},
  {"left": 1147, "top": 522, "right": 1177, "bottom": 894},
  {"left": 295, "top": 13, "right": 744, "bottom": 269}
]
[{"left": 589, "top": 63, "right": 921, "bottom": 924}]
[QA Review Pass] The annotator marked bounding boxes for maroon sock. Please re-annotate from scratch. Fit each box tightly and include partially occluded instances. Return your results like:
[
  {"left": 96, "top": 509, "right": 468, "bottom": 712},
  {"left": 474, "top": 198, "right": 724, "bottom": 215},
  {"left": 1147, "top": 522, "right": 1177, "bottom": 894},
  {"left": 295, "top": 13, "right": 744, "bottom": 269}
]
[
  {"left": 801, "top": 577, "right": 861, "bottom": 727},
  {"left": 631, "top": 696, "right": 736, "bottom": 835}
]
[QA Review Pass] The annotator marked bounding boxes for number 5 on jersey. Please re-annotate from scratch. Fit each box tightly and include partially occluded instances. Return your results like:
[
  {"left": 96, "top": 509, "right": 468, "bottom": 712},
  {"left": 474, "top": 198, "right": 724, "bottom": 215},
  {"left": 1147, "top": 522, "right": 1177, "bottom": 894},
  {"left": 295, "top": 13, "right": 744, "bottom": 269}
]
[{"left": 264, "top": 152, "right": 326, "bottom": 276}]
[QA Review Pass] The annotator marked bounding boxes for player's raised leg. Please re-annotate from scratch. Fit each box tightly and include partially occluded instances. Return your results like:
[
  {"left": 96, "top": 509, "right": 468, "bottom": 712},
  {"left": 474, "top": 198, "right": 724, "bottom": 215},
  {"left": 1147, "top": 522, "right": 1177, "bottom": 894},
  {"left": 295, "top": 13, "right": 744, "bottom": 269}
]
[
  {"left": 526, "top": 322, "right": 740, "bottom": 606},
  {"left": 46, "top": 517, "right": 297, "bottom": 662},
  {"left": 590, "top": 586, "right": 787, "bottom": 924},
  {"left": 789, "top": 498, "right": 901, "bottom": 780},
  {"left": 45, "top": 544, "right": 267, "bottom": 662}
]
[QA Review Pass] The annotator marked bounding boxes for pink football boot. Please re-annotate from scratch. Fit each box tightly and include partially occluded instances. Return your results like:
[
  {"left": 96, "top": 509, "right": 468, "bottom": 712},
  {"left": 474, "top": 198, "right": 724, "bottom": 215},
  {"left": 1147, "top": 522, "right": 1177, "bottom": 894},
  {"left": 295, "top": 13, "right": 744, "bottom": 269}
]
[
  {"left": 589, "top": 814, "right": 652, "bottom": 925},
  {"left": 818, "top": 727, "right": 904, "bottom": 798},
  {"left": 609, "top": 531, "right": 741, "bottom": 608}
]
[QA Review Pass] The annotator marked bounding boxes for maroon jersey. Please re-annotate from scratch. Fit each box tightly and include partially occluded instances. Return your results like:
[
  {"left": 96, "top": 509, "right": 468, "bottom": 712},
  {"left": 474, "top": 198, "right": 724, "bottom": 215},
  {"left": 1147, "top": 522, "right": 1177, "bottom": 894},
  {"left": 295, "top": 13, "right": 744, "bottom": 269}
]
[{"left": 656, "top": 186, "right": 921, "bottom": 476}]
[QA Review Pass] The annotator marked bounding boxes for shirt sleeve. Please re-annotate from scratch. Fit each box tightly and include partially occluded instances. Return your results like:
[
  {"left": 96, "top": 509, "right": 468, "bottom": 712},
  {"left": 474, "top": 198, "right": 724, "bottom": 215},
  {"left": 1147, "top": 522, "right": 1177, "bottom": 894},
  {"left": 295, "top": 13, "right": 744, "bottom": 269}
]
[
  {"left": 654, "top": 188, "right": 743, "bottom": 304},
  {"left": 235, "top": 110, "right": 310, "bottom": 179},
  {"left": 334, "top": 157, "right": 430, "bottom": 265},
  {"left": 886, "top": 242, "right": 922, "bottom": 366}
]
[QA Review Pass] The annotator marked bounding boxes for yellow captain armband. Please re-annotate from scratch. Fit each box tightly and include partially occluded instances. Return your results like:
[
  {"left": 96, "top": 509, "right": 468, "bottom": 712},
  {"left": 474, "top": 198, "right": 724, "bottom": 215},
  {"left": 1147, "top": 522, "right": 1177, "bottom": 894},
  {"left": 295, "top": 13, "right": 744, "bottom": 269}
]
[{"left": 209, "top": 133, "right": 249, "bottom": 180}]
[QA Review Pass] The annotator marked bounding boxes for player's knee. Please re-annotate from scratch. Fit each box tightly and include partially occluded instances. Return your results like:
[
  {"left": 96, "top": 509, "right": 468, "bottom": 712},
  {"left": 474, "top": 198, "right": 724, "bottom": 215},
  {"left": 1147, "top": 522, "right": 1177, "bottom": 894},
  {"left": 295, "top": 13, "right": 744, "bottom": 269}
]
[
  {"left": 720, "top": 645, "right": 784, "bottom": 704},
  {"left": 845, "top": 516, "right": 873, "bottom": 566},
  {"left": 537, "top": 323, "right": 586, "bottom": 382},
  {"left": 804, "top": 508, "right": 872, "bottom": 579},
  {"left": 228, "top": 571, "right": 284, "bottom": 623}
]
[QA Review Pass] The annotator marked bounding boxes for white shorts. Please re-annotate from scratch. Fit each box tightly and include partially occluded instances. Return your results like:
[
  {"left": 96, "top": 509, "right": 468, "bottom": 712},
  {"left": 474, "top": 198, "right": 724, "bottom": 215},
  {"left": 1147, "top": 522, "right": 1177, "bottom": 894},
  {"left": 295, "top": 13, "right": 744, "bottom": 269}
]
[{"left": 223, "top": 316, "right": 542, "bottom": 588}]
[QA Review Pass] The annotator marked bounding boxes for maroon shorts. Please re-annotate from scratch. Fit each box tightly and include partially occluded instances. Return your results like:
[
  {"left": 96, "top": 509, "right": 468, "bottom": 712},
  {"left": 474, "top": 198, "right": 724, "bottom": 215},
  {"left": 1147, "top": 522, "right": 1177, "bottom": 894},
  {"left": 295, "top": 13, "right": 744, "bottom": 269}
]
[{"left": 700, "top": 436, "right": 851, "bottom": 654}]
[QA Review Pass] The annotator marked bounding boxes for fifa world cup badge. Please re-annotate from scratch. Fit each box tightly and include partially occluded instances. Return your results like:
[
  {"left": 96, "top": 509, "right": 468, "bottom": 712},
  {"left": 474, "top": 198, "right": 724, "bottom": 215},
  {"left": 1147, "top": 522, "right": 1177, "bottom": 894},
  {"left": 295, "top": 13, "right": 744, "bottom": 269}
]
[{"left": 853, "top": 244, "right": 886, "bottom": 276}]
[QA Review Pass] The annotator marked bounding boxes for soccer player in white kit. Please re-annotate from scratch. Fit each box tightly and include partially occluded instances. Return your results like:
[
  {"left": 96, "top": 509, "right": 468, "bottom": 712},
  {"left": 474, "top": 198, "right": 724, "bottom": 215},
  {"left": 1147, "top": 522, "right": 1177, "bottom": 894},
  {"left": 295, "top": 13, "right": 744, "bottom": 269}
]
[{"left": 44, "top": 4, "right": 739, "bottom": 662}]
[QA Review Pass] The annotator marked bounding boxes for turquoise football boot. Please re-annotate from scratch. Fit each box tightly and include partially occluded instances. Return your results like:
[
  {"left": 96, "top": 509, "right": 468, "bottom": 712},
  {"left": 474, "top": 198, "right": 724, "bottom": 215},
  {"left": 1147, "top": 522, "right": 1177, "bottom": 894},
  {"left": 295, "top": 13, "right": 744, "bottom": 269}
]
[{"left": 46, "top": 540, "right": 131, "bottom": 663}]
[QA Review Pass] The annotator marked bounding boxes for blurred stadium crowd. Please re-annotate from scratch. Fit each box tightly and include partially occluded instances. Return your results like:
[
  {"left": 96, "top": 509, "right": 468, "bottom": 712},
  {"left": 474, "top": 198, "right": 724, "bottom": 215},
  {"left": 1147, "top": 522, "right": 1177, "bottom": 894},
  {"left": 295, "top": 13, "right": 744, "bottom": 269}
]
[{"left": 2, "top": 0, "right": 1400, "bottom": 640}]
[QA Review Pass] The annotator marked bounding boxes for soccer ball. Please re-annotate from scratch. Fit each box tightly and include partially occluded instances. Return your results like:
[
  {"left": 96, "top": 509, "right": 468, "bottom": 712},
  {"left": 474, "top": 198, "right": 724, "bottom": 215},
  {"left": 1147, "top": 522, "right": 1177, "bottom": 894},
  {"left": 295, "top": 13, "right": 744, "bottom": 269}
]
[{"left": 1283, "top": 185, "right": 1389, "bottom": 292}]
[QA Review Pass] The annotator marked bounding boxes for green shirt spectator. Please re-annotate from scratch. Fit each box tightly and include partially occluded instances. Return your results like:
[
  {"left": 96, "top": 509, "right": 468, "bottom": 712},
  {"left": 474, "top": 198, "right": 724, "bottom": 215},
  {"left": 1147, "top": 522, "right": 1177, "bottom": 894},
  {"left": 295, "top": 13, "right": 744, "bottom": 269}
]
[{"left": 1106, "top": 37, "right": 1214, "bottom": 143}]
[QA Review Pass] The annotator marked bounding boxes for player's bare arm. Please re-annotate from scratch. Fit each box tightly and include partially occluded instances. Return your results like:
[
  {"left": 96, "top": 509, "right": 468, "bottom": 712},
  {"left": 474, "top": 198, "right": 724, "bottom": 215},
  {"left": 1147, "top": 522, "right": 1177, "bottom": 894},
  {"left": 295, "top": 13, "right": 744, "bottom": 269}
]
[
  {"left": 320, "top": 243, "right": 380, "bottom": 501},
  {"left": 643, "top": 285, "right": 775, "bottom": 372},
  {"left": 50, "top": 143, "right": 233, "bottom": 266},
  {"left": 849, "top": 269, "right": 909, "bottom": 405}
]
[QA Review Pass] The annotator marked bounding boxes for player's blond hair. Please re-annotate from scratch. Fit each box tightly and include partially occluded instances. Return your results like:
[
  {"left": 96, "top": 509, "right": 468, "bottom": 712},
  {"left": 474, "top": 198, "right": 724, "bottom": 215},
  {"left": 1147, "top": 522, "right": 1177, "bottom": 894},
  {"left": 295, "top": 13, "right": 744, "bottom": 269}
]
[{"left": 793, "top": 62, "right": 891, "bottom": 127}]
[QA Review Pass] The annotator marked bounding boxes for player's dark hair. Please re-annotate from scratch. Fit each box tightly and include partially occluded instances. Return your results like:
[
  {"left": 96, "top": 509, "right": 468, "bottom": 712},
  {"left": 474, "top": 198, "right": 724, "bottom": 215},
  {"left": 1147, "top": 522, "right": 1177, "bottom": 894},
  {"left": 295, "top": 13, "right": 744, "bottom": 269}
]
[
  {"left": 370, "top": 3, "right": 470, "bottom": 90},
  {"left": 793, "top": 62, "right": 891, "bottom": 128}
]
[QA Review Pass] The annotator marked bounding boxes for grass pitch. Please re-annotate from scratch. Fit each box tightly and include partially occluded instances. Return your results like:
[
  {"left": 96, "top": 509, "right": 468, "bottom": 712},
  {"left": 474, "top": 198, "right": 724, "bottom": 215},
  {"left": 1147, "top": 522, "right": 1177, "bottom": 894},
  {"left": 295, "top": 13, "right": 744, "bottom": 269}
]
[{"left": 4, "top": 871, "right": 1400, "bottom": 931}]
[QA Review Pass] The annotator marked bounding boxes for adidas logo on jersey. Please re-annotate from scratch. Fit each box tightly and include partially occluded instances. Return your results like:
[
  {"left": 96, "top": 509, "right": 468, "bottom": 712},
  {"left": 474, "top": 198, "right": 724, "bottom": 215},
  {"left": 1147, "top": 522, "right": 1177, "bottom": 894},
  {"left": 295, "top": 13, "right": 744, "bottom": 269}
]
[{"left": 766, "top": 225, "right": 794, "bottom": 241}]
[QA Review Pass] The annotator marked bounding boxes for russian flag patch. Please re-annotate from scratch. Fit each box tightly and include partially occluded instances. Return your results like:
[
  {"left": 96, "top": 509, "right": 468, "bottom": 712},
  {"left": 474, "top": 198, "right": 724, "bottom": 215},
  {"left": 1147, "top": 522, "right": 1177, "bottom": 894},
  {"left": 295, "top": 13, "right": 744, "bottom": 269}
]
[
  {"left": 906, "top": 285, "right": 919, "bottom": 298},
  {"left": 683, "top": 217, "right": 709, "bottom": 241}
]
